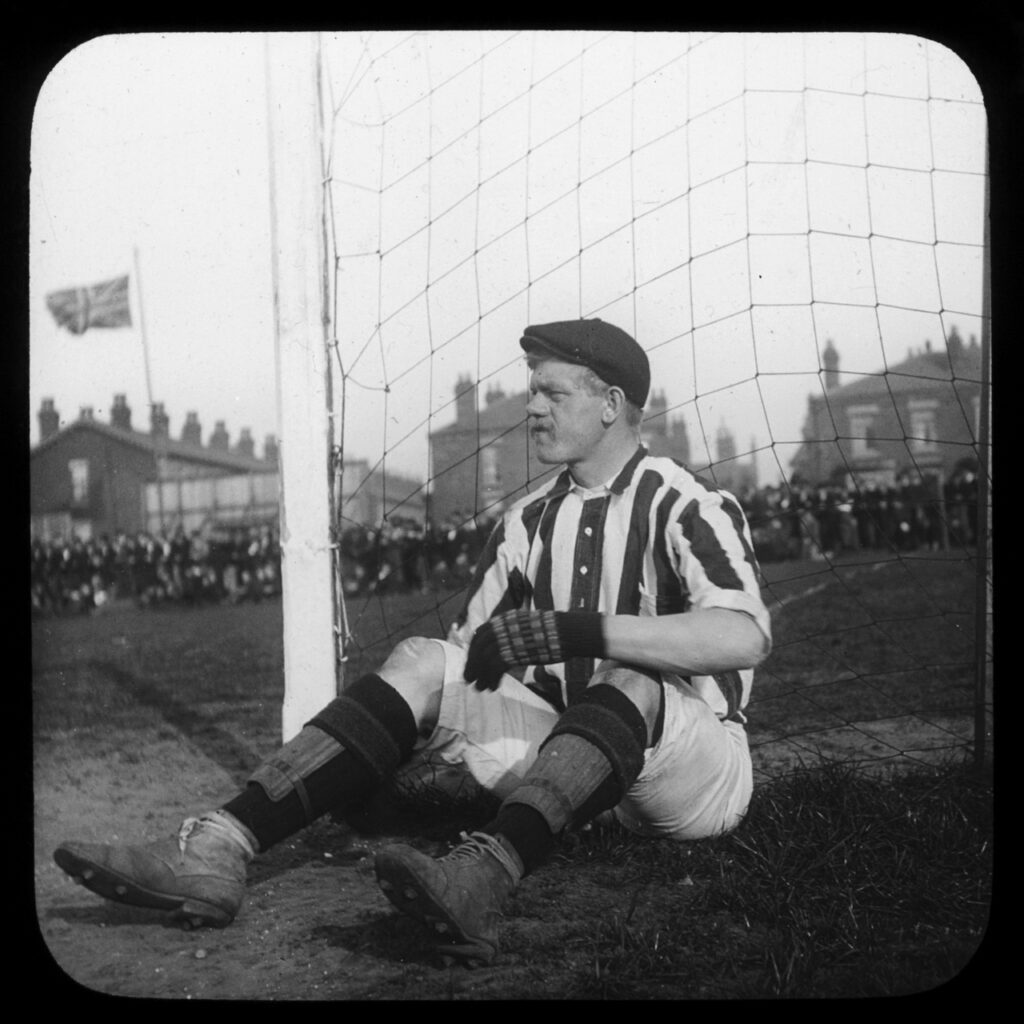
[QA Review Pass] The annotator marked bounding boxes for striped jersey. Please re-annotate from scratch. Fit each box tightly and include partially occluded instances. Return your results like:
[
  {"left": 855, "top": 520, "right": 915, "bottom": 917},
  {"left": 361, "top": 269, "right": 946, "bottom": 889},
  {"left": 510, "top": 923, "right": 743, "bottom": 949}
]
[{"left": 448, "top": 445, "right": 771, "bottom": 719}]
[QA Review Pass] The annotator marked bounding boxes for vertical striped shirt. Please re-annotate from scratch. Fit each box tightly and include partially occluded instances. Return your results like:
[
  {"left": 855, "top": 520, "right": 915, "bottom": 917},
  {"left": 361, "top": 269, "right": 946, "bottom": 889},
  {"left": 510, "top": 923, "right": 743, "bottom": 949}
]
[{"left": 448, "top": 446, "right": 771, "bottom": 718}]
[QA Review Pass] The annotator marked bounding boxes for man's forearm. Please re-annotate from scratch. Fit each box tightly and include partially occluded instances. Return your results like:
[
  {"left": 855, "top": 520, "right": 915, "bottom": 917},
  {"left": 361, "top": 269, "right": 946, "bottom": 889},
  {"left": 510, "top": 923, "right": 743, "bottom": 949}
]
[{"left": 600, "top": 607, "right": 770, "bottom": 677}]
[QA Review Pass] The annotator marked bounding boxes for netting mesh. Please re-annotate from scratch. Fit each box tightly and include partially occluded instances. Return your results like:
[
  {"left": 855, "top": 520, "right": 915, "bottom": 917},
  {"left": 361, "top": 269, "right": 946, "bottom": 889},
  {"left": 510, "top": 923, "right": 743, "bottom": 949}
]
[{"left": 302, "top": 30, "right": 990, "bottom": 778}]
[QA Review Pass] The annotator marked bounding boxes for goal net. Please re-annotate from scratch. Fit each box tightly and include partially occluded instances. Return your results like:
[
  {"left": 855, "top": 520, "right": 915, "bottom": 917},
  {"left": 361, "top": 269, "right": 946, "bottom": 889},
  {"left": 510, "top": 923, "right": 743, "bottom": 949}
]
[{"left": 268, "top": 30, "right": 991, "bottom": 777}]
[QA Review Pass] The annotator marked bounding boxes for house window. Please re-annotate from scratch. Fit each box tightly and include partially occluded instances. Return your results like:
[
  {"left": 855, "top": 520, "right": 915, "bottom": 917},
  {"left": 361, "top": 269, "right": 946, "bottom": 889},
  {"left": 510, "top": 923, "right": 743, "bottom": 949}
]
[
  {"left": 69, "top": 459, "right": 90, "bottom": 506},
  {"left": 846, "top": 405, "right": 880, "bottom": 458},
  {"left": 908, "top": 400, "right": 938, "bottom": 452},
  {"left": 481, "top": 445, "right": 501, "bottom": 489}
]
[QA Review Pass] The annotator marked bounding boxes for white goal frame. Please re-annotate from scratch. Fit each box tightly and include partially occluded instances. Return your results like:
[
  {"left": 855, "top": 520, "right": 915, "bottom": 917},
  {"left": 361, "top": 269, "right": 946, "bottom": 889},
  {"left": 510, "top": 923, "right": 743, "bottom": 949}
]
[{"left": 265, "top": 33, "right": 339, "bottom": 740}]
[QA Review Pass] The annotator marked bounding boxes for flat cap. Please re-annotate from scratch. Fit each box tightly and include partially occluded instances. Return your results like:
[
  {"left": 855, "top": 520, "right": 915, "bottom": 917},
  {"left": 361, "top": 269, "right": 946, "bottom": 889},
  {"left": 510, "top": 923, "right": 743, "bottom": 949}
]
[{"left": 519, "top": 318, "right": 650, "bottom": 407}]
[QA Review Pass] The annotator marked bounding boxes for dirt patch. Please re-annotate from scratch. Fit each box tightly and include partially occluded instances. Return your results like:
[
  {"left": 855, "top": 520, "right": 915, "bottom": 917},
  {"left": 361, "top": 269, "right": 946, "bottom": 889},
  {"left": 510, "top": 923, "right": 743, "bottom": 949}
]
[
  {"left": 35, "top": 699, "right": 943, "bottom": 1000},
  {"left": 32, "top": 577, "right": 983, "bottom": 1000},
  {"left": 35, "top": 714, "right": 520, "bottom": 999}
]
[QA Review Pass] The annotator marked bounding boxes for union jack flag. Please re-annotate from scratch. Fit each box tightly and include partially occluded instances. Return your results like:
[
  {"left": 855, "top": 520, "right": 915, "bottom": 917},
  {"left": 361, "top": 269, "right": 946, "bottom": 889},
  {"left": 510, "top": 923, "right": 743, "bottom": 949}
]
[{"left": 45, "top": 275, "right": 132, "bottom": 334}]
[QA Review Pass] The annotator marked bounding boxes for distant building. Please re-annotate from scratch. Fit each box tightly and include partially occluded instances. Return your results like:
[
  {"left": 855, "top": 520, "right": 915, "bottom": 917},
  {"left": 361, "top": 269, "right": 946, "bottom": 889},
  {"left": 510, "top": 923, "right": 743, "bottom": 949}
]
[
  {"left": 427, "top": 377, "right": 546, "bottom": 527},
  {"left": 788, "top": 327, "right": 984, "bottom": 489},
  {"left": 703, "top": 423, "right": 759, "bottom": 498},
  {"left": 337, "top": 458, "right": 427, "bottom": 530},
  {"left": 427, "top": 377, "right": 737, "bottom": 525},
  {"left": 30, "top": 395, "right": 278, "bottom": 541},
  {"left": 30, "top": 393, "right": 430, "bottom": 541}
]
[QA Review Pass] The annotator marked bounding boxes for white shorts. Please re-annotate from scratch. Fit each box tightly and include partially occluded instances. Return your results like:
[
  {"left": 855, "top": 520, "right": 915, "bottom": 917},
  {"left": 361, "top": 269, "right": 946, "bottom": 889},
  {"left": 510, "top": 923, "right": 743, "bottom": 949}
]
[{"left": 415, "top": 640, "right": 753, "bottom": 841}]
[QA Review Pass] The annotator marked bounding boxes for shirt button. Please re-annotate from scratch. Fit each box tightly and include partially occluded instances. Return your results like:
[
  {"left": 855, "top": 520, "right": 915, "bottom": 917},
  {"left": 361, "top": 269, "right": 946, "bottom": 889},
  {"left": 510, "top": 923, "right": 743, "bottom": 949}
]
[
  {"left": 579, "top": 566, "right": 588, "bottom": 575},
  {"left": 584, "top": 526, "right": 593, "bottom": 536}
]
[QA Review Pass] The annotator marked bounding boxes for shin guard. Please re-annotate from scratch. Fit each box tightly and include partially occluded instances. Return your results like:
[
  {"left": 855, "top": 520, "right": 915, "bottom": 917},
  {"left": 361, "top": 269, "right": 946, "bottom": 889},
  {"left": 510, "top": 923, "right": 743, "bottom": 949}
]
[
  {"left": 498, "top": 683, "right": 648, "bottom": 839},
  {"left": 224, "top": 674, "right": 417, "bottom": 849}
]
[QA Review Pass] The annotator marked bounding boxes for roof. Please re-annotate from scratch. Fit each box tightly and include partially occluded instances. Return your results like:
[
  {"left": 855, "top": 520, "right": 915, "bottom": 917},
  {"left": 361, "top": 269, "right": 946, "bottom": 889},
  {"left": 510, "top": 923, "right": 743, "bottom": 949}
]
[
  {"left": 30, "top": 418, "right": 273, "bottom": 473},
  {"left": 823, "top": 343, "right": 983, "bottom": 403},
  {"left": 431, "top": 390, "right": 528, "bottom": 436}
]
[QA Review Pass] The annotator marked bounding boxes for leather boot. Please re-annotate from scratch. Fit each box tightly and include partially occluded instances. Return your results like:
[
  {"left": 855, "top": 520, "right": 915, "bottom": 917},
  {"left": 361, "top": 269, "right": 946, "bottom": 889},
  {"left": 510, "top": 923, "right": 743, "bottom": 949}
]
[
  {"left": 53, "top": 810, "right": 256, "bottom": 928},
  {"left": 374, "top": 830, "right": 522, "bottom": 965}
]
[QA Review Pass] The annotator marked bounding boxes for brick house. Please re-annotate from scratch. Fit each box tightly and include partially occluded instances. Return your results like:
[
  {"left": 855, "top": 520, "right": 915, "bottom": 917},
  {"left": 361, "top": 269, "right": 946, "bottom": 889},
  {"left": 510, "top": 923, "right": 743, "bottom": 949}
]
[
  {"left": 788, "top": 326, "right": 984, "bottom": 489},
  {"left": 30, "top": 395, "right": 277, "bottom": 541}
]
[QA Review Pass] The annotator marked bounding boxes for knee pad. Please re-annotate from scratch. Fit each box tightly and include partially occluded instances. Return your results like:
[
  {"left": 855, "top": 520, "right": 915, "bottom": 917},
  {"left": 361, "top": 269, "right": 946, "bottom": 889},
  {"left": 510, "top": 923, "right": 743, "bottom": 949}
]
[{"left": 308, "top": 673, "right": 418, "bottom": 773}]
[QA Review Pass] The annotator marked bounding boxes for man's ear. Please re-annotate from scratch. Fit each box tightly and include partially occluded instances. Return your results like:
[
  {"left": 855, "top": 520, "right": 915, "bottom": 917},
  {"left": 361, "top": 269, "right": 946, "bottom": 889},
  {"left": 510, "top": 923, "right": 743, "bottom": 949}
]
[{"left": 601, "top": 386, "right": 626, "bottom": 424}]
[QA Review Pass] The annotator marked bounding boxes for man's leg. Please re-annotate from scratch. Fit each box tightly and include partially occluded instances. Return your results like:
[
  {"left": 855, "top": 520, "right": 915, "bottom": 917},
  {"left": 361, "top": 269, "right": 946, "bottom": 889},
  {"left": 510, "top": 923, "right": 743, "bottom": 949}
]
[
  {"left": 53, "top": 637, "right": 444, "bottom": 928},
  {"left": 374, "top": 662, "right": 661, "bottom": 964},
  {"left": 606, "top": 679, "right": 753, "bottom": 840}
]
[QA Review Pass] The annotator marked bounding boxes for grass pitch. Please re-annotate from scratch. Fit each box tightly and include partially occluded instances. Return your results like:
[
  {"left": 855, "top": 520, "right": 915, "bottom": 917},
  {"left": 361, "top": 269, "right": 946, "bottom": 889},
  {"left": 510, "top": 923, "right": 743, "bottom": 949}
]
[{"left": 33, "top": 550, "right": 992, "bottom": 998}]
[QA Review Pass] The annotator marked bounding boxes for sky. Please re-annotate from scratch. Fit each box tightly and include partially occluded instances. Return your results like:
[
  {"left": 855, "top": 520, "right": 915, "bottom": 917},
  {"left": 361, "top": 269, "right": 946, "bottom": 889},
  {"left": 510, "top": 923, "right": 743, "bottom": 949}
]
[
  {"left": 30, "top": 34, "right": 276, "bottom": 454},
  {"left": 29, "top": 30, "right": 988, "bottom": 491}
]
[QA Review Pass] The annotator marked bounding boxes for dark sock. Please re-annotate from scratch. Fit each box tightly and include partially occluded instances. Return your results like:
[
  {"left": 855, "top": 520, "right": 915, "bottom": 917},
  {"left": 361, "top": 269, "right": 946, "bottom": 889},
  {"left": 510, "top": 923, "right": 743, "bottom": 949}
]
[
  {"left": 486, "top": 803, "right": 555, "bottom": 877},
  {"left": 222, "top": 673, "right": 417, "bottom": 851},
  {"left": 493, "top": 684, "right": 650, "bottom": 873},
  {"left": 221, "top": 752, "right": 379, "bottom": 851}
]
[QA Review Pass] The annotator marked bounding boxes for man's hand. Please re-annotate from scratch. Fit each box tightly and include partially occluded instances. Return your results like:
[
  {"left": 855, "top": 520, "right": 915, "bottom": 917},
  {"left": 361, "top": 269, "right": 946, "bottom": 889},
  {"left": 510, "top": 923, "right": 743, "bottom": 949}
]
[{"left": 463, "top": 609, "right": 605, "bottom": 691}]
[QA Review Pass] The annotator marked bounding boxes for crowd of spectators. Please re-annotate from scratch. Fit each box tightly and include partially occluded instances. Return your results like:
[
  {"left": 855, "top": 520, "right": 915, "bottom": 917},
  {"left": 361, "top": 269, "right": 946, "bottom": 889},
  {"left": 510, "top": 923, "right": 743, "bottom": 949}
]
[
  {"left": 31, "top": 468, "right": 981, "bottom": 615},
  {"left": 338, "top": 512, "right": 495, "bottom": 597},
  {"left": 29, "top": 515, "right": 491, "bottom": 617},
  {"left": 740, "top": 468, "right": 980, "bottom": 563},
  {"left": 31, "top": 524, "right": 282, "bottom": 617}
]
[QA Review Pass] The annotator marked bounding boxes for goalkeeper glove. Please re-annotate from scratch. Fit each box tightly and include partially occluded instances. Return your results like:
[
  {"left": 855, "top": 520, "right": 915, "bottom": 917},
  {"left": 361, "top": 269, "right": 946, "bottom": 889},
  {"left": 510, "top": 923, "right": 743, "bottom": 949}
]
[{"left": 463, "top": 609, "right": 606, "bottom": 691}]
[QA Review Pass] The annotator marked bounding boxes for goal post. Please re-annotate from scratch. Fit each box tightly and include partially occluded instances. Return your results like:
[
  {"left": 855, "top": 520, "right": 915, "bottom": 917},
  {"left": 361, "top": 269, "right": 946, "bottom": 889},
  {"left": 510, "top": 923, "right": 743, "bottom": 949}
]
[{"left": 264, "top": 32, "right": 340, "bottom": 740}]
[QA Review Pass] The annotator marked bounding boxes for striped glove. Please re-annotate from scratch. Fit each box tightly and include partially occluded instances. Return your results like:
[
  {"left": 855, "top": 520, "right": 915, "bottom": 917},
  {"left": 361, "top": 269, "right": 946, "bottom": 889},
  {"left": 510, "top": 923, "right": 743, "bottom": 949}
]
[{"left": 464, "top": 610, "right": 606, "bottom": 691}]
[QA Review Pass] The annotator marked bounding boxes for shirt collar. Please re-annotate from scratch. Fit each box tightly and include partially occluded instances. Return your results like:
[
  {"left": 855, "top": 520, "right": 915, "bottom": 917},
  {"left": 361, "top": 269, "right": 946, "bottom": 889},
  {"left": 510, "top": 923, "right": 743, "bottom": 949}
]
[{"left": 559, "top": 444, "right": 648, "bottom": 498}]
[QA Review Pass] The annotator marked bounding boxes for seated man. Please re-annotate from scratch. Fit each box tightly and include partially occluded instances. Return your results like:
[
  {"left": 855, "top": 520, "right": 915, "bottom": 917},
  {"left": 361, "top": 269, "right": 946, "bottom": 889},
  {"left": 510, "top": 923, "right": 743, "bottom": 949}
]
[{"left": 55, "top": 318, "right": 771, "bottom": 966}]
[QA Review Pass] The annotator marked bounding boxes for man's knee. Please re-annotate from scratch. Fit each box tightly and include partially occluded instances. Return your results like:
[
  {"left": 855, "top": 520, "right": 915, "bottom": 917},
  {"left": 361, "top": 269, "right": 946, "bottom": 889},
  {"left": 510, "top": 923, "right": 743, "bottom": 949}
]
[
  {"left": 380, "top": 636, "right": 444, "bottom": 680},
  {"left": 588, "top": 661, "right": 665, "bottom": 746},
  {"left": 376, "top": 636, "right": 446, "bottom": 728},
  {"left": 590, "top": 661, "right": 661, "bottom": 724}
]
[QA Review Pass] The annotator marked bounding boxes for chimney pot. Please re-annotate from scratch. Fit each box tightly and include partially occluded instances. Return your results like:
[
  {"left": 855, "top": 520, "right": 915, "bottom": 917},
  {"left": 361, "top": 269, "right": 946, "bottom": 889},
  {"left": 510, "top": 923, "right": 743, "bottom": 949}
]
[
  {"left": 263, "top": 434, "right": 279, "bottom": 465},
  {"left": 110, "top": 393, "right": 133, "bottom": 430},
  {"left": 38, "top": 398, "right": 60, "bottom": 442},
  {"left": 149, "top": 402, "right": 170, "bottom": 438},
  {"left": 181, "top": 410, "right": 202, "bottom": 446},
  {"left": 209, "top": 420, "right": 230, "bottom": 451},
  {"left": 822, "top": 339, "right": 840, "bottom": 391},
  {"left": 455, "top": 375, "right": 477, "bottom": 424},
  {"left": 235, "top": 427, "right": 255, "bottom": 458}
]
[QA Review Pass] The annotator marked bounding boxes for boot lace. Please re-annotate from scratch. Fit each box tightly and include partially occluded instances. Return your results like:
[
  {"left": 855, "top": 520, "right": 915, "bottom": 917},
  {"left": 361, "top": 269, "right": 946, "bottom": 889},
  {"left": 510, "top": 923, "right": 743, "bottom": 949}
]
[
  {"left": 177, "top": 817, "right": 201, "bottom": 856},
  {"left": 444, "top": 831, "right": 522, "bottom": 884},
  {"left": 175, "top": 813, "right": 255, "bottom": 859}
]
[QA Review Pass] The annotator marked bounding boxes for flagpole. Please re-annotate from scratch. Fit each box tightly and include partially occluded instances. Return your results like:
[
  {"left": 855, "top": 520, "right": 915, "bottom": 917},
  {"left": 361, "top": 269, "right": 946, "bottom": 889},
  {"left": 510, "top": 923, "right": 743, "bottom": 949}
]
[{"left": 133, "top": 247, "right": 166, "bottom": 533}]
